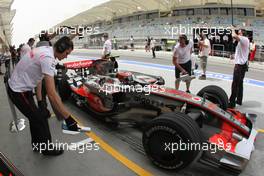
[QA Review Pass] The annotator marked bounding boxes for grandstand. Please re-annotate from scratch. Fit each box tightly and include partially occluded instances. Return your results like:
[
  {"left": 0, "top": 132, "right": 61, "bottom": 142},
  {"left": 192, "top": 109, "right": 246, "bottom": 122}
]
[
  {"left": 0, "top": 0, "right": 15, "bottom": 51},
  {"left": 56, "top": 0, "right": 264, "bottom": 60}
]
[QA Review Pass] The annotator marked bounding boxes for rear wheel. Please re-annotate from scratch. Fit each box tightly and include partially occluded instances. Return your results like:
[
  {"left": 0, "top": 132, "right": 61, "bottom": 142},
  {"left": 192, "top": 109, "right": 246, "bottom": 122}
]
[
  {"left": 142, "top": 112, "right": 203, "bottom": 171},
  {"left": 197, "top": 85, "right": 229, "bottom": 110}
]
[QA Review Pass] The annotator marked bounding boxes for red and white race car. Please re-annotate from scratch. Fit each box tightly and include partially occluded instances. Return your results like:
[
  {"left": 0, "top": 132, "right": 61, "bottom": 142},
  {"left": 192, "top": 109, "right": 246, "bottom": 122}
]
[{"left": 55, "top": 57, "right": 258, "bottom": 174}]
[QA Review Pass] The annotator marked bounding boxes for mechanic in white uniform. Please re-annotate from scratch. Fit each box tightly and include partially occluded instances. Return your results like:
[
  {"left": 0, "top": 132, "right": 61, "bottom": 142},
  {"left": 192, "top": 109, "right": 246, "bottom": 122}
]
[
  {"left": 7, "top": 36, "right": 78, "bottom": 156},
  {"left": 35, "top": 27, "right": 83, "bottom": 112},
  {"left": 20, "top": 38, "right": 35, "bottom": 58},
  {"left": 172, "top": 34, "right": 194, "bottom": 93},
  {"left": 229, "top": 29, "right": 250, "bottom": 108},
  {"left": 198, "top": 32, "right": 211, "bottom": 80},
  {"left": 101, "top": 33, "right": 112, "bottom": 60}
]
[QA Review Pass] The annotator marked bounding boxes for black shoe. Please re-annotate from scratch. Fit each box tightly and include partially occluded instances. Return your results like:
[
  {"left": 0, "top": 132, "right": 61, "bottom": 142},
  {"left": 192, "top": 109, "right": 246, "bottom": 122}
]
[
  {"left": 42, "top": 147, "right": 64, "bottom": 156},
  {"left": 236, "top": 101, "right": 242, "bottom": 106},
  {"left": 199, "top": 74, "right": 206, "bottom": 80},
  {"left": 186, "top": 90, "right": 191, "bottom": 94},
  {"left": 228, "top": 102, "right": 236, "bottom": 108}
]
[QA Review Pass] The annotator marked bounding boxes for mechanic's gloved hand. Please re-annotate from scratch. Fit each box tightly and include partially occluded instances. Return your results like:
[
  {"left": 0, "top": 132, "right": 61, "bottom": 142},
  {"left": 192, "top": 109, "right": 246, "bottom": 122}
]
[
  {"left": 65, "top": 115, "right": 78, "bottom": 131},
  {"left": 38, "top": 101, "right": 51, "bottom": 119}
]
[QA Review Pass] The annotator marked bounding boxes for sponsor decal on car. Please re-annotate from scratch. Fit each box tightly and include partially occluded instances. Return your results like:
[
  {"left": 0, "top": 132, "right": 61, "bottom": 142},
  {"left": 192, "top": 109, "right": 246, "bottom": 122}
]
[
  {"left": 64, "top": 60, "right": 93, "bottom": 69},
  {"left": 192, "top": 97, "right": 202, "bottom": 101}
]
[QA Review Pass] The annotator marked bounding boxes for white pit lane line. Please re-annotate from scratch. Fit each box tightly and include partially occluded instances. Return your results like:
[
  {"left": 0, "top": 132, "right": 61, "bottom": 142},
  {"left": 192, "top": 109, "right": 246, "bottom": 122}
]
[{"left": 68, "top": 138, "right": 94, "bottom": 151}]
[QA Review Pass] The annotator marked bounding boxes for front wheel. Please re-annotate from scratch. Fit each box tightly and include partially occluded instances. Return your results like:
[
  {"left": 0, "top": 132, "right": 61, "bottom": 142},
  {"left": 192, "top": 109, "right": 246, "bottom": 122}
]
[
  {"left": 197, "top": 85, "right": 229, "bottom": 110},
  {"left": 142, "top": 112, "right": 203, "bottom": 171}
]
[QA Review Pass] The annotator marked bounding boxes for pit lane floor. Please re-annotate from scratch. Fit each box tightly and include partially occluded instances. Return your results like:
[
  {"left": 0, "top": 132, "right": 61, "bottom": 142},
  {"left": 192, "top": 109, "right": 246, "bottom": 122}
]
[{"left": 0, "top": 49, "right": 263, "bottom": 176}]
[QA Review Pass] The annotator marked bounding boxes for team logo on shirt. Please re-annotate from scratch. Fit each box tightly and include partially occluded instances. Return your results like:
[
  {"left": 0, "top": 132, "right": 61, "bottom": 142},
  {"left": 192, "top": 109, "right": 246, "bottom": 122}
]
[{"left": 30, "top": 51, "right": 34, "bottom": 58}]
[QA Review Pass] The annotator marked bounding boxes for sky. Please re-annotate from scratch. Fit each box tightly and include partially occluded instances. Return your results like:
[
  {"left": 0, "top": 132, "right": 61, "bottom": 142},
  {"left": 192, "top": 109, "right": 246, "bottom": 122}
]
[{"left": 11, "top": 0, "right": 109, "bottom": 46}]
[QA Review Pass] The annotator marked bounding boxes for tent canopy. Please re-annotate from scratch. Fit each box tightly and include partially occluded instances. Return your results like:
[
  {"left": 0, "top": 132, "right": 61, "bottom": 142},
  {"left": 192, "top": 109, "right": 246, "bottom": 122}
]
[
  {"left": 59, "top": 0, "right": 262, "bottom": 26},
  {"left": 0, "top": 0, "right": 15, "bottom": 48}
]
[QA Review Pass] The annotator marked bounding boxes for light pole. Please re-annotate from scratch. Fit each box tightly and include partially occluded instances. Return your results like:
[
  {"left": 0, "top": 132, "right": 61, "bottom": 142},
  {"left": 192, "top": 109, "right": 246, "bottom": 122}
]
[{"left": 231, "top": 0, "right": 234, "bottom": 25}]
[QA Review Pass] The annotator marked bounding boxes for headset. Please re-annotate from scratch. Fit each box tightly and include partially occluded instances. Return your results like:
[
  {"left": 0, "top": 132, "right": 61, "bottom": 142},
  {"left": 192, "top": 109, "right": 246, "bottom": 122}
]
[
  {"left": 240, "top": 29, "right": 247, "bottom": 36},
  {"left": 54, "top": 36, "right": 73, "bottom": 53},
  {"left": 56, "top": 42, "right": 67, "bottom": 53},
  {"left": 39, "top": 33, "right": 50, "bottom": 42}
]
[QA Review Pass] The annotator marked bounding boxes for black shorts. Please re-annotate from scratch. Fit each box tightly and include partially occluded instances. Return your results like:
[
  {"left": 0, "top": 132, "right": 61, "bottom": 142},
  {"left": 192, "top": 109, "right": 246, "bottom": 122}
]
[{"left": 175, "top": 60, "right": 192, "bottom": 79}]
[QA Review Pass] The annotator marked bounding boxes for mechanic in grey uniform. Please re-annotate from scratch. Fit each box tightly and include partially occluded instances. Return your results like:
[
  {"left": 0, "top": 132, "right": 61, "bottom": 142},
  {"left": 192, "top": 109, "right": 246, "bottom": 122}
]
[{"left": 7, "top": 36, "right": 79, "bottom": 156}]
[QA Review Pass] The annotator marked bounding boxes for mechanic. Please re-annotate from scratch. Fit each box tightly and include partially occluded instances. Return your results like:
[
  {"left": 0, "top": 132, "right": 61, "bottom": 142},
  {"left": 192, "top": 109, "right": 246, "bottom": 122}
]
[
  {"left": 0, "top": 54, "right": 3, "bottom": 75},
  {"left": 172, "top": 34, "right": 193, "bottom": 93},
  {"left": 130, "top": 35, "right": 134, "bottom": 51},
  {"left": 229, "top": 28, "right": 250, "bottom": 108},
  {"left": 198, "top": 32, "right": 211, "bottom": 80},
  {"left": 7, "top": 36, "right": 79, "bottom": 156},
  {"left": 20, "top": 38, "right": 35, "bottom": 58},
  {"left": 36, "top": 31, "right": 53, "bottom": 47},
  {"left": 113, "top": 36, "right": 118, "bottom": 50},
  {"left": 249, "top": 40, "right": 256, "bottom": 62},
  {"left": 146, "top": 36, "right": 151, "bottom": 52},
  {"left": 35, "top": 30, "right": 61, "bottom": 117},
  {"left": 101, "top": 33, "right": 112, "bottom": 60},
  {"left": 36, "top": 27, "right": 84, "bottom": 114},
  {"left": 16, "top": 43, "right": 24, "bottom": 61},
  {"left": 150, "top": 37, "right": 156, "bottom": 58},
  {"left": 0, "top": 47, "right": 11, "bottom": 74},
  {"left": 9, "top": 45, "right": 18, "bottom": 68}
]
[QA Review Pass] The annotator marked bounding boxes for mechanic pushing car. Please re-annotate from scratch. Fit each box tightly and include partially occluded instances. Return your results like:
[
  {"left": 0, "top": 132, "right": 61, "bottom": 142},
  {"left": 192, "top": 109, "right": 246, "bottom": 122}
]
[
  {"left": 35, "top": 29, "right": 62, "bottom": 114},
  {"left": 172, "top": 34, "right": 194, "bottom": 93},
  {"left": 36, "top": 27, "right": 84, "bottom": 114},
  {"left": 7, "top": 36, "right": 80, "bottom": 156}
]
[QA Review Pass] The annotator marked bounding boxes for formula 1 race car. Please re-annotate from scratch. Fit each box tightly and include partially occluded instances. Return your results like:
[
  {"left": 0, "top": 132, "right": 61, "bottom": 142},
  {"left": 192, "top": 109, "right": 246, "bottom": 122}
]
[{"left": 55, "top": 57, "right": 258, "bottom": 174}]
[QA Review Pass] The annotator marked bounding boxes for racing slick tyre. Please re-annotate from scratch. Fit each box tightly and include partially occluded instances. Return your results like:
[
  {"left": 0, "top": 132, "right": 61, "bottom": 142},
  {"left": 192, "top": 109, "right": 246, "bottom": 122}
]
[
  {"left": 142, "top": 112, "right": 203, "bottom": 171},
  {"left": 197, "top": 85, "right": 229, "bottom": 110}
]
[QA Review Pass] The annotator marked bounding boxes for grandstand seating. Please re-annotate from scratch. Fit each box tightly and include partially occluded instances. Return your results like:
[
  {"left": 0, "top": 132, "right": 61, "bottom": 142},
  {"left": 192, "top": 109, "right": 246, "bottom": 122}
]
[{"left": 72, "top": 15, "right": 264, "bottom": 57}]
